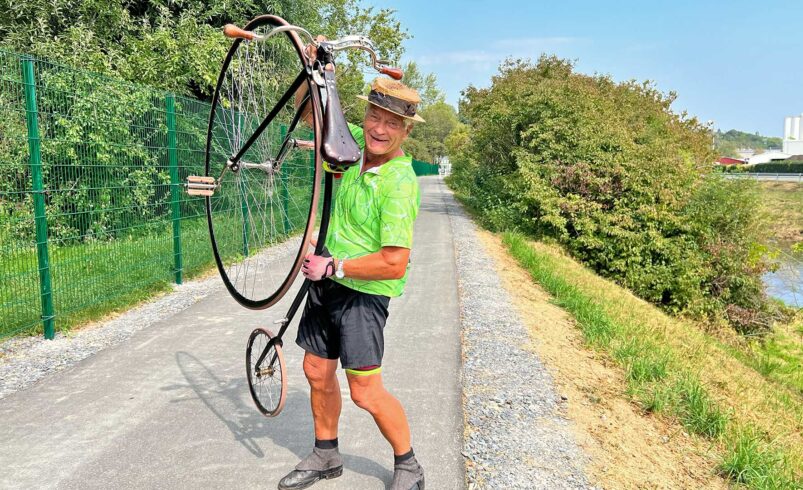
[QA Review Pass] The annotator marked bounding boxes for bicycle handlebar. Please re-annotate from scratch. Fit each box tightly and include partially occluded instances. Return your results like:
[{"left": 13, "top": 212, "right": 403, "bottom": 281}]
[{"left": 222, "top": 24, "right": 403, "bottom": 80}]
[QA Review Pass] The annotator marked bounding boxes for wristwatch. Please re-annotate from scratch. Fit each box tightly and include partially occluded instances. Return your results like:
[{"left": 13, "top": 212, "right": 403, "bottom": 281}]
[{"left": 335, "top": 258, "right": 346, "bottom": 279}]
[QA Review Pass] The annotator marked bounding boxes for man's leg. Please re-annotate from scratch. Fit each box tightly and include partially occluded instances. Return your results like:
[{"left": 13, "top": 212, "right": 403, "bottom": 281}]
[
  {"left": 346, "top": 371, "right": 409, "bottom": 453},
  {"left": 278, "top": 353, "right": 343, "bottom": 490},
  {"left": 347, "top": 371, "right": 424, "bottom": 490},
  {"left": 304, "top": 352, "right": 341, "bottom": 440}
]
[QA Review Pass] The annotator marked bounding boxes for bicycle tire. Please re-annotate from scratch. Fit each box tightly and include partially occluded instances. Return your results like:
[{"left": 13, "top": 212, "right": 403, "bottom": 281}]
[
  {"left": 205, "top": 15, "right": 323, "bottom": 309},
  {"left": 246, "top": 327, "right": 288, "bottom": 416}
]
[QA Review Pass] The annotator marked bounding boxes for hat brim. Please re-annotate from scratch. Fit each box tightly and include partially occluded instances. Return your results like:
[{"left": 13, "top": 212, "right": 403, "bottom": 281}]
[{"left": 357, "top": 95, "right": 425, "bottom": 123}]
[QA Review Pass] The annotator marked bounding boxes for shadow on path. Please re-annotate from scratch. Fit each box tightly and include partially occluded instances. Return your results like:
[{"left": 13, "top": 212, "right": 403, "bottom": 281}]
[{"left": 169, "top": 351, "right": 391, "bottom": 484}]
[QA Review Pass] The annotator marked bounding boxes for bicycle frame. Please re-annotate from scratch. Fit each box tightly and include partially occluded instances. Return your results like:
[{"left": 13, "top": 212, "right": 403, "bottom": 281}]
[{"left": 255, "top": 170, "right": 334, "bottom": 373}]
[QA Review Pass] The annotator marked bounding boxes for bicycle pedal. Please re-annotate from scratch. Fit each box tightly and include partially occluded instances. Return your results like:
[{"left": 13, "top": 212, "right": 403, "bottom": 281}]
[{"left": 186, "top": 176, "right": 216, "bottom": 196}]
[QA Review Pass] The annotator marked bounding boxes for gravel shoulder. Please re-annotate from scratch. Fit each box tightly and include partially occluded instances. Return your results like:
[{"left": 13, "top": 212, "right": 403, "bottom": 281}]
[{"left": 443, "top": 180, "right": 594, "bottom": 489}]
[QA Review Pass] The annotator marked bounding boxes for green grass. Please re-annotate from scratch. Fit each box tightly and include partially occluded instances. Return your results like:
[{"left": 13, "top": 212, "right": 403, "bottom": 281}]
[
  {"left": 502, "top": 230, "right": 801, "bottom": 489},
  {"left": 0, "top": 218, "right": 212, "bottom": 338},
  {"left": 757, "top": 181, "right": 803, "bottom": 243},
  {"left": 720, "top": 428, "right": 796, "bottom": 489},
  {"left": 0, "top": 174, "right": 318, "bottom": 339}
]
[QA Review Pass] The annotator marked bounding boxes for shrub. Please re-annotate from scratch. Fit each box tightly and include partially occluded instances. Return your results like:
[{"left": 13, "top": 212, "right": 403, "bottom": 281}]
[
  {"left": 449, "top": 56, "right": 775, "bottom": 332},
  {"left": 749, "top": 162, "right": 803, "bottom": 173}
]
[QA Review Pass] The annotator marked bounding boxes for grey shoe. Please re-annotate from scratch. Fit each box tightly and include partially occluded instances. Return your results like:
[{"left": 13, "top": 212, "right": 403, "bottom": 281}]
[
  {"left": 390, "top": 458, "right": 424, "bottom": 490},
  {"left": 278, "top": 447, "right": 343, "bottom": 490}
]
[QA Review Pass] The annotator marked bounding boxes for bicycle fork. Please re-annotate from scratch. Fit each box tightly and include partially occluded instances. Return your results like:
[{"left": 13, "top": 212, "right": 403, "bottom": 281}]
[{"left": 253, "top": 171, "right": 335, "bottom": 375}]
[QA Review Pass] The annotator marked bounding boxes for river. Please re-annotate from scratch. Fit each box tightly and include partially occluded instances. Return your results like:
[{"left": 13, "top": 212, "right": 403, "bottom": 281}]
[{"left": 764, "top": 247, "right": 802, "bottom": 308}]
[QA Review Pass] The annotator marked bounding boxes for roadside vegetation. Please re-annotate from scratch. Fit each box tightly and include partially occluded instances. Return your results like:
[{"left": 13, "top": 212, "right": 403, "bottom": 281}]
[
  {"left": 502, "top": 231, "right": 801, "bottom": 488},
  {"left": 444, "top": 55, "right": 802, "bottom": 487},
  {"left": 446, "top": 56, "right": 792, "bottom": 336}
]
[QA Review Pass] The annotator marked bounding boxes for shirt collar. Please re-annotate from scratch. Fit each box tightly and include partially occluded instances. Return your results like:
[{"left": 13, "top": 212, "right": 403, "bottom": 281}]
[{"left": 359, "top": 153, "right": 412, "bottom": 177}]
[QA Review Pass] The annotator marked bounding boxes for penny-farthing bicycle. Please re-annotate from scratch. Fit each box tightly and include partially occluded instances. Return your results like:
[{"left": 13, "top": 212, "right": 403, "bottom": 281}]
[{"left": 187, "top": 15, "right": 403, "bottom": 417}]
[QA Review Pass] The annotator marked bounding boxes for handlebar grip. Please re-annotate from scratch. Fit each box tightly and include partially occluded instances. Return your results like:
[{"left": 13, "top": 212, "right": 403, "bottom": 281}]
[
  {"left": 379, "top": 67, "right": 404, "bottom": 80},
  {"left": 223, "top": 24, "right": 256, "bottom": 41}
]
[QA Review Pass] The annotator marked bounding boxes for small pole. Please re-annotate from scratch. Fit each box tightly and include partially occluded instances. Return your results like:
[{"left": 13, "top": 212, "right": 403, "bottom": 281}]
[
  {"left": 165, "top": 94, "right": 183, "bottom": 284},
  {"left": 22, "top": 55, "right": 56, "bottom": 339}
]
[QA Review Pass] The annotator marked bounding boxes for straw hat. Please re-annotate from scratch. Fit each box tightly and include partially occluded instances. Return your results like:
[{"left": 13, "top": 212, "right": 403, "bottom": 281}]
[{"left": 357, "top": 78, "right": 426, "bottom": 123}]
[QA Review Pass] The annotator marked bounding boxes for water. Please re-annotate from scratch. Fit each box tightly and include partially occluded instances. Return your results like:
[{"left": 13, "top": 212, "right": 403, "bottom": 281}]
[{"left": 764, "top": 248, "right": 802, "bottom": 308}]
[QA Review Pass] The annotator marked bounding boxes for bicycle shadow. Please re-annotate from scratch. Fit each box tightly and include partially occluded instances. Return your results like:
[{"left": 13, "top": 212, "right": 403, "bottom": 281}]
[{"left": 167, "top": 351, "right": 391, "bottom": 484}]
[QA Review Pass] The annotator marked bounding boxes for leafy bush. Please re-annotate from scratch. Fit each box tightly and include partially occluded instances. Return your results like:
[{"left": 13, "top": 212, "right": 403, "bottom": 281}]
[
  {"left": 749, "top": 162, "right": 803, "bottom": 173},
  {"left": 449, "top": 56, "right": 778, "bottom": 332}
]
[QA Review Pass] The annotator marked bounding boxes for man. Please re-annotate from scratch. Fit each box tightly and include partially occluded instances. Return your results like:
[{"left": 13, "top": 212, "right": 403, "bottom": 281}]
[{"left": 278, "top": 77, "right": 425, "bottom": 490}]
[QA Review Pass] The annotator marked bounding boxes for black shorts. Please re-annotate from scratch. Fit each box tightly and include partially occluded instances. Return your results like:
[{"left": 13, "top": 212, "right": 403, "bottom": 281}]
[{"left": 295, "top": 280, "right": 391, "bottom": 370}]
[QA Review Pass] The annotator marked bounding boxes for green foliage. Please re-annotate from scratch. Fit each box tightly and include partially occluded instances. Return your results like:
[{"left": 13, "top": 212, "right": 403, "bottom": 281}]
[
  {"left": 449, "top": 56, "right": 776, "bottom": 332},
  {"left": 719, "top": 428, "right": 800, "bottom": 489},
  {"left": 402, "top": 61, "right": 444, "bottom": 107},
  {"left": 406, "top": 102, "right": 460, "bottom": 163},
  {"left": 749, "top": 162, "right": 803, "bottom": 173},
  {"left": 0, "top": 0, "right": 409, "bottom": 100},
  {"left": 715, "top": 129, "right": 783, "bottom": 158}
]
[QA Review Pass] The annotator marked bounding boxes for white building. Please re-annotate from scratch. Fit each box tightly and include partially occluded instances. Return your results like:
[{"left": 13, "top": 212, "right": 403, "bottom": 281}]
[
  {"left": 783, "top": 113, "right": 803, "bottom": 155},
  {"left": 746, "top": 150, "right": 791, "bottom": 165}
]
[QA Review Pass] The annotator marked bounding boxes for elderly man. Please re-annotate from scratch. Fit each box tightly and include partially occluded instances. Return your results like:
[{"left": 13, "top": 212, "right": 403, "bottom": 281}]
[{"left": 278, "top": 77, "right": 425, "bottom": 490}]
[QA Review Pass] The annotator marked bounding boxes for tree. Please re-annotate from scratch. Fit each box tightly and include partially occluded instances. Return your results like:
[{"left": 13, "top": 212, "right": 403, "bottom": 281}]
[
  {"left": 448, "top": 56, "right": 776, "bottom": 333},
  {"left": 406, "top": 102, "right": 459, "bottom": 163},
  {"left": 0, "top": 0, "right": 409, "bottom": 100},
  {"left": 401, "top": 61, "right": 444, "bottom": 108}
]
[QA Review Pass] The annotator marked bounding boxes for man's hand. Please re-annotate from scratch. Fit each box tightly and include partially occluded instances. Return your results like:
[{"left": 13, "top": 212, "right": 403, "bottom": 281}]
[{"left": 301, "top": 253, "right": 335, "bottom": 281}]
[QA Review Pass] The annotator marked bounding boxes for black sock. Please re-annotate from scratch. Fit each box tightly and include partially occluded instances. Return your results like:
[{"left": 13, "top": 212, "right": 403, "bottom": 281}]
[
  {"left": 315, "top": 438, "right": 338, "bottom": 450},
  {"left": 394, "top": 448, "right": 415, "bottom": 465}
]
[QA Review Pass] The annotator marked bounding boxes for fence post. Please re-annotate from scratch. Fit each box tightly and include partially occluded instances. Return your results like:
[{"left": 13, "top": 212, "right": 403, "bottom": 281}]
[
  {"left": 280, "top": 124, "right": 290, "bottom": 234},
  {"left": 165, "top": 94, "right": 183, "bottom": 284},
  {"left": 22, "top": 56, "right": 56, "bottom": 339}
]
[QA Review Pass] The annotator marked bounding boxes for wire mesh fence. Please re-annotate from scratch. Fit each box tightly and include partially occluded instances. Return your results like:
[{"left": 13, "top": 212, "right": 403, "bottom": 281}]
[
  {"left": 0, "top": 50, "right": 216, "bottom": 338},
  {"left": 0, "top": 50, "right": 250, "bottom": 339}
]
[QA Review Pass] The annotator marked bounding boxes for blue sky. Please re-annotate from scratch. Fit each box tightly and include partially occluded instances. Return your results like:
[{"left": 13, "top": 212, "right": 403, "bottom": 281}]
[{"left": 364, "top": 0, "right": 803, "bottom": 137}]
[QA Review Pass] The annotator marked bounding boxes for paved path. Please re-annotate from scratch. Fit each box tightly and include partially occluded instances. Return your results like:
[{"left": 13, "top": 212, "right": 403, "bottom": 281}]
[{"left": 0, "top": 177, "right": 464, "bottom": 490}]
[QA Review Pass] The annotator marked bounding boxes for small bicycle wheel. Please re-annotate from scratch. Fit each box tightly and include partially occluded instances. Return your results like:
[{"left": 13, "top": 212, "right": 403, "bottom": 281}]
[
  {"left": 246, "top": 327, "right": 287, "bottom": 417},
  {"left": 206, "top": 15, "right": 322, "bottom": 309}
]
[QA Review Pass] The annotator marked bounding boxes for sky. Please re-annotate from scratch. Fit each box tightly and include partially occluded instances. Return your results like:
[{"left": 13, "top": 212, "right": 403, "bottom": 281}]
[{"left": 364, "top": 0, "right": 803, "bottom": 137}]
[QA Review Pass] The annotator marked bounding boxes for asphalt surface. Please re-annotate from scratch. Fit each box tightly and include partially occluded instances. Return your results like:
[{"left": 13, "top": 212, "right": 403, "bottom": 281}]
[{"left": 0, "top": 176, "right": 464, "bottom": 490}]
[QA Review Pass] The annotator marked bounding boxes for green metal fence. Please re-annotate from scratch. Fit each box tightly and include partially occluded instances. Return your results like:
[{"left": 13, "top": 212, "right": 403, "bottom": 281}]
[
  {"left": 0, "top": 50, "right": 219, "bottom": 339},
  {"left": 412, "top": 159, "right": 439, "bottom": 176}
]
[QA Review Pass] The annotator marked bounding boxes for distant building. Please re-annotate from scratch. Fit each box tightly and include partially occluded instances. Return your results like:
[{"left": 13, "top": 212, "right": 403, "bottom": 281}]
[
  {"left": 736, "top": 148, "right": 755, "bottom": 160},
  {"left": 783, "top": 113, "right": 803, "bottom": 154},
  {"left": 716, "top": 157, "right": 745, "bottom": 165},
  {"left": 746, "top": 150, "right": 791, "bottom": 165}
]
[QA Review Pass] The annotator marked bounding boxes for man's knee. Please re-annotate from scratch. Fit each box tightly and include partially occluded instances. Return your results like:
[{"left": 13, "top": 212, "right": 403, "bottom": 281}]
[
  {"left": 347, "top": 368, "right": 383, "bottom": 412},
  {"left": 303, "top": 353, "right": 337, "bottom": 391}
]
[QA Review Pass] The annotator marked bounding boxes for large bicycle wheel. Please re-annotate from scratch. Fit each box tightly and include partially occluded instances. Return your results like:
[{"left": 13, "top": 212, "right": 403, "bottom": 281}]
[
  {"left": 206, "top": 15, "right": 322, "bottom": 309},
  {"left": 246, "top": 327, "right": 287, "bottom": 417}
]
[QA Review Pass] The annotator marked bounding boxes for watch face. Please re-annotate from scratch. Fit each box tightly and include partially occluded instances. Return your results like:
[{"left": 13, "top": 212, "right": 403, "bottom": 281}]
[{"left": 335, "top": 270, "right": 344, "bottom": 279}]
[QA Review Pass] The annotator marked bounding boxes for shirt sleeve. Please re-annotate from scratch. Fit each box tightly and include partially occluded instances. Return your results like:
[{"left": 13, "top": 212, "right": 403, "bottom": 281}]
[{"left": 379, "top": 168, "right": 420, "bottom": 249}]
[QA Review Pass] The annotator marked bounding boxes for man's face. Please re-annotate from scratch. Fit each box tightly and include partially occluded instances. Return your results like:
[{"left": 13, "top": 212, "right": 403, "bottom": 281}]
[{"left": 363, "top": 106, "right": 411, "bottom": 157}]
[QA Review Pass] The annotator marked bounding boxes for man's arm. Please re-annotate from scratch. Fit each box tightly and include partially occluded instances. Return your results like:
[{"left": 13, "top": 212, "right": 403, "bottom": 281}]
[{"left": 338, "top": 246, "right": 410, "bottom": 281}]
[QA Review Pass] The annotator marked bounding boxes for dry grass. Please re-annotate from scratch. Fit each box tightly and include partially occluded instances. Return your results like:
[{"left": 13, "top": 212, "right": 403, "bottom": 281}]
[{"left": 477, "top": 230, "right": 728, "bottom": 489}]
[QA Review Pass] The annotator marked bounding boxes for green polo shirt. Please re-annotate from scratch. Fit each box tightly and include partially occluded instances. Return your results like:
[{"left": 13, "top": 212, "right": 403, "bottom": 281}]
[{"left": 326, "top": 124, "right": 421, "bottom": 297}]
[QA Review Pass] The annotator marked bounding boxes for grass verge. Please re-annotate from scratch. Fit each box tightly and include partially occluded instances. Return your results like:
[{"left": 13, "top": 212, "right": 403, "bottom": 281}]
[{"left": 503, "top": 230, "right": 801, "bottom": 489}]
